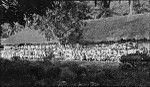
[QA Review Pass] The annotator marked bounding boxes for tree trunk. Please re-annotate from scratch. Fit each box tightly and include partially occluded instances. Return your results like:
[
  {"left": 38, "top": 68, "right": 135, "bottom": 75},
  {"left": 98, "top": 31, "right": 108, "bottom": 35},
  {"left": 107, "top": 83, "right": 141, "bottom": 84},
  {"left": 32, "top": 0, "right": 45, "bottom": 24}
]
[{"left": 129, "top": 0, "right": 134, "bottom": 15}]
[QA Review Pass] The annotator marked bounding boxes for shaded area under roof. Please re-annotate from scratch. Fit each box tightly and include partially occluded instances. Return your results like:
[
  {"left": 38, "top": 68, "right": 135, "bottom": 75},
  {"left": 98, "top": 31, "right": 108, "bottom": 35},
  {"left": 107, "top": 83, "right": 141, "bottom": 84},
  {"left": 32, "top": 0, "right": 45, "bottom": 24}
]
[
  {"left": 80, "top": 13, "right": 150, "bottom": 43},
  {"left": 1, "top": 28, "right": 56, "bottom": 45}
]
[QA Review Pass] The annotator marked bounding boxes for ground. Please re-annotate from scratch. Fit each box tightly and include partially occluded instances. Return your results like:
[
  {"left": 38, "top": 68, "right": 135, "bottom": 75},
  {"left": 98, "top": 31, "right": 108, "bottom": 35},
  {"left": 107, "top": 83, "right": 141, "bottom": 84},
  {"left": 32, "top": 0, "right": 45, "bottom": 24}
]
[{"left": 0, "top": 56, "right": 150, "bottom": 86}]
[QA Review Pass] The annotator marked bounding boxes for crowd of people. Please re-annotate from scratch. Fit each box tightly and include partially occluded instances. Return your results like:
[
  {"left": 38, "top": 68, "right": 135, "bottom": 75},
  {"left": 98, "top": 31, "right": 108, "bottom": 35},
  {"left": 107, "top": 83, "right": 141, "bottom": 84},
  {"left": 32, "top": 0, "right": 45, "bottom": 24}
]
[{"left": 0, "top": 42, "right": 149, "bottom": 62}]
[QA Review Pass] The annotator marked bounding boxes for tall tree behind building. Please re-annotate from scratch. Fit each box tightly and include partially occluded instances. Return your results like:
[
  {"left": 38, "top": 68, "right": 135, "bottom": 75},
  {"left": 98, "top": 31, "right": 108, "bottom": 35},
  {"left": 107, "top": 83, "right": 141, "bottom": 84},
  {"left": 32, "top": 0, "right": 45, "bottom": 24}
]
[{"left": 128, "top": 0, "right": 134, "bottom": 15}]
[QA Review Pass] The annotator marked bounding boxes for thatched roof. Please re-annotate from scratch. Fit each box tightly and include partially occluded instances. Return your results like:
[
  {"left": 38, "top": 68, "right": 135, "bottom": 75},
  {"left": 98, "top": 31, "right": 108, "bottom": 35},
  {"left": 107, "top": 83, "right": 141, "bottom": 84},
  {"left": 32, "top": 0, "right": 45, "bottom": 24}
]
[
  {"left": 1, "top": 28, "right": 50, "bottom": 45},
  {"left": 80, "top": 13, "right": 150, "bottom": 43}
]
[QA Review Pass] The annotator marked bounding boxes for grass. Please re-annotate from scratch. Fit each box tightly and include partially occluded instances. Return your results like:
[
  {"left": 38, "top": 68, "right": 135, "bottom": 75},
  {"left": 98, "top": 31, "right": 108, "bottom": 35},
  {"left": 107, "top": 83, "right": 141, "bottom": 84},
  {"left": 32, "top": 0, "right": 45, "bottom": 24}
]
[
  {"left": 0, "top": 53, "right": 150, "bottom": 86},
  {"left": 0, "top": 57, "right": 62, "bottom": 86}
]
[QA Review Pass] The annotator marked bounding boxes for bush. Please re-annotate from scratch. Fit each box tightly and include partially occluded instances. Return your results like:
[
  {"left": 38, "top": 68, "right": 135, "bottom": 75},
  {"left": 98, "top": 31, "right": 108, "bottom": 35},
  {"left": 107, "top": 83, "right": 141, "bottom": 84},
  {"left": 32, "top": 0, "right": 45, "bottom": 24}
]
[
  {"left": 45, "top": 66, "right": 62, "bottom": 86},
  {"left": 27, "top": 65, "right": 46, "bottom": 80},
  {"left": 119, "top": 63, "right": 133, "bottom": 71},
  {"left": 85, "top": 68, "right": 120, "bottom": 86},
  {"left": 140, "top": 53, "right": 150, "bottom": 61},
  {"left": 75, "top": 66, "right": 88, "bottom": 82},
  {"left": 103, "top": 69, "right": 116, "bottom": 79},
  {"left": 120, "top": 53, "right": 150, "bottom": 68},
  {"left": 60, "top": 67, "right": 77, "bottom": 83},
  {"left": 46, "top": 66, "right": 62, "bottom": 80},
  {"left": 120, "top": 54, "right": 143, "bottom": 63}
]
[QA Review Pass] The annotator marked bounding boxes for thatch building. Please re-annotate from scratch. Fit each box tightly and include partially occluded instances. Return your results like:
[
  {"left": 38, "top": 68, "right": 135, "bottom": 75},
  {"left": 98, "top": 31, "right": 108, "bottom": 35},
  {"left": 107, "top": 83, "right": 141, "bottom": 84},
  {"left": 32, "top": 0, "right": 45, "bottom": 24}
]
[
  {"left": 80, "top": 13, "right": 150, "bottom": 43},
  {"left": 1, "top": 28, "right": 58, "bottom": 45}
]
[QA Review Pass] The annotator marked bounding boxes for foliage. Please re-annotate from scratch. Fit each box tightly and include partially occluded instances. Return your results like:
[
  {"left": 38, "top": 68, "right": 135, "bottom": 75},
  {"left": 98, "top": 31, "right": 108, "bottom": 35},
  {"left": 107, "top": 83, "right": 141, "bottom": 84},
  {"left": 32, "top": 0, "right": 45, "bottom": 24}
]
[
  {"left": 1, "top": 1, "right": 150, "bottom": 43},
  {"left": 0, "top": 0, "right": 58, "bottom": 25},
  {"left": 32, "top": 1, "right": 90, "bottom": 44},
  {"left": 60, "top": 67, "right": 77, "bottom": 83},
  {"left": 120, "top": 53, "right": 150, "bottom": 63},
  {"left": 0, "top": 1, "right": 91, "bottom": 44},
  {"left": 1, "top": 22, "right": 24, "bottom": 38},
  {"left": 93, "top": 0, "right": 118, "bottom": 18}
]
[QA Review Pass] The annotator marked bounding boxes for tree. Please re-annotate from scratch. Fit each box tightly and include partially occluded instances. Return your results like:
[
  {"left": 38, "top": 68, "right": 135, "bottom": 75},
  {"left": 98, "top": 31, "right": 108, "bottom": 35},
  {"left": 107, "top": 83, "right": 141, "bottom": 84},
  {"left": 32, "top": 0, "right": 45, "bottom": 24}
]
[
  {"left": 0, "top": 1, "right": 91, "bottom": 44},
  {"left": 93, "top": 0, "right": 122, "bottom": 19},
  {"left": 43, "top": 1, "right": 91, "bottom": 44},
  {"left": 0, "top": 0, "right": 57, "bottom": 25},
  {"left": 1, "top": 23, "right": 13, "bottom": 38},
  {"left": 128, "top": 0, "right": 141, "bottom": 15},
  {"left": 22, "top": 1, "right": 90, "bottom": 44},
  {"left": 128, "top": 0, "right": 134, "bottom": 15},
  {"left": 1, "top": 22, "right": 24, "bottom": 38}
]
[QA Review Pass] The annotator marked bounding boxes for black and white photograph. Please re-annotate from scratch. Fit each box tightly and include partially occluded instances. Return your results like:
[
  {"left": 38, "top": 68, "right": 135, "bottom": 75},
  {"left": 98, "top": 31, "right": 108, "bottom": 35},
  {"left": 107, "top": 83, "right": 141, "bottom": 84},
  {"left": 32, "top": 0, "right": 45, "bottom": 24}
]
[{"left": 0, "top": 0, "right": 150, "bottom": 86}]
